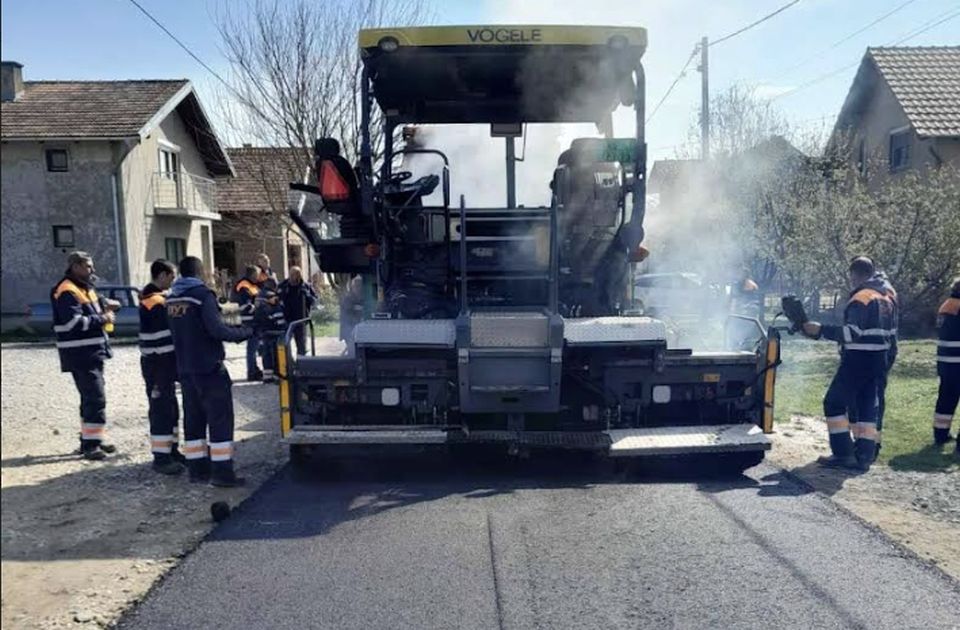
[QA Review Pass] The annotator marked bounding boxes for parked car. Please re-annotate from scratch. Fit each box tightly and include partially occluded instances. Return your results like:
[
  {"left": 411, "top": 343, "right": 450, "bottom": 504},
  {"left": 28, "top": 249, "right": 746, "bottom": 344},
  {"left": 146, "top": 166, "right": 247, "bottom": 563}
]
[
  {"left": 26, "top": 285, "right": 141, "bottom": 337},
  {"left": 633, "top": 272, "right": 716, "bottom": 317}
]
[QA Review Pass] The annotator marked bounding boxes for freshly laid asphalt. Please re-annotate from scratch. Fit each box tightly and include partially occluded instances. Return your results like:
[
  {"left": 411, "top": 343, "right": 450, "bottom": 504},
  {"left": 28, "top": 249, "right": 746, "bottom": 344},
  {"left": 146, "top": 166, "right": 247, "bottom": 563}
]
[{"left": 120, "top": 454, "right": 960, "bottom": 630}]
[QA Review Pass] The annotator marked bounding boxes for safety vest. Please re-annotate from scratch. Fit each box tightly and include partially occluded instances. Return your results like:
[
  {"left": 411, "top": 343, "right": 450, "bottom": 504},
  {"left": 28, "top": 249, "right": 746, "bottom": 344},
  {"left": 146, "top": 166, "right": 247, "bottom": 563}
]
[
  {"left": 139, "top": 284, "right": 175, "bottom": 359},
  {"left": 839, "top": 287, "right": 897, "bottom": 353},
  {"left": 50, "top": 277, "right": 111, "bottom": 371},
  {"left": 233, "top": 279, "right": 260, "bottom": 323},
  {"left": 937, "top": 296, "right": 960, "bottom": 364}
]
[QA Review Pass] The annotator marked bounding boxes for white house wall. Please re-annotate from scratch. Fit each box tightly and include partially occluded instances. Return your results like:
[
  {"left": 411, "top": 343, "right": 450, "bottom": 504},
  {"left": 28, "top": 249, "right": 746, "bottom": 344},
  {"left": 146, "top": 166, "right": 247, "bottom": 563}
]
[{"left": 120, "top": 108, "right": 217, "bottom": 289}]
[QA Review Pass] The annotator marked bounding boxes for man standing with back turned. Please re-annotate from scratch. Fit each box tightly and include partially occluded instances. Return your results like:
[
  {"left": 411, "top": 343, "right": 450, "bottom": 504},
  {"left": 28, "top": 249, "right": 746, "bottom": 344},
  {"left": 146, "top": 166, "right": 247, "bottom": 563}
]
[
  {"left": 801, "top": 257, "right": 896, "bottom": 472},
  {"left": 166, "top": 257, "right": 252, "bottom": 487}
]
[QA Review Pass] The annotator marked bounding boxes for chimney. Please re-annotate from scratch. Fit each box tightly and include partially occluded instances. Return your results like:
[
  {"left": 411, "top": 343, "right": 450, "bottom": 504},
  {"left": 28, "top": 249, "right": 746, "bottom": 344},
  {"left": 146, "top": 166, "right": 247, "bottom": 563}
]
[{"left": 1, "top": 61, "right": 24, "bottom": 102}]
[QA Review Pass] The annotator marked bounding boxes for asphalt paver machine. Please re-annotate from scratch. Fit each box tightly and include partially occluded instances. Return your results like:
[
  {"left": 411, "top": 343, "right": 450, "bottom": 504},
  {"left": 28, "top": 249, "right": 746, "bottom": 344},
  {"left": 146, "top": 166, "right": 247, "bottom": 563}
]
[{"left": 282, "top": 25, "right": 781, "bottom": 470}]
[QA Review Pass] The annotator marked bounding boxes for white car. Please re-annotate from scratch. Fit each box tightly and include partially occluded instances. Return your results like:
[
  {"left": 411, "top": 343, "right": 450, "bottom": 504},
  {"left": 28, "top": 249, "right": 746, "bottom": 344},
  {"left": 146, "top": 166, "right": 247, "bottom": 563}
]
[{"left": 633, "top": 272, "right": 713, "bottom": 318}]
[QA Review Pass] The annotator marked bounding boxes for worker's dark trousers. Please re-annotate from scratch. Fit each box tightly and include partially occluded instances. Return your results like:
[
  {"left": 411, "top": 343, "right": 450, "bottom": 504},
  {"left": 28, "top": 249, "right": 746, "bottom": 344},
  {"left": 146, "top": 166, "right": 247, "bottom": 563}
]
[
  {"left": 245, "top": 330, "right": 261, "bottom": 376},
  {"left": 70, "top": 361, "right": 106, "bottom": 448},
  {"left": 141, "top": 357, "right": 180, "bottom": 459},
  {"left": 823, "top": 354, "right": 884, "bottom": 462},
  {"left": 849, "top": 355, "right": 894, "bottom": 452},
  {"left": 934, "top": 363, "right": 960, "bottom": 445},
  {"left": 259, "top": 332, "right": 279, "bottom": 374},
  {"left": 180, "top": 365, "right": 235, "bottom": 465},
  {"left": 293, "top": 326, "right": 307, "bottom": 356}
]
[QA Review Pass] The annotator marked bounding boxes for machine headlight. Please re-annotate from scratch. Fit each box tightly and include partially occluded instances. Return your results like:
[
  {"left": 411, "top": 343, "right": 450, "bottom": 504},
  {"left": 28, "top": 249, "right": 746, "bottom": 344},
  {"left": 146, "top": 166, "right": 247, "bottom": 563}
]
[
  {"left": 379, "top": 37, "right": 400, "bottom": 53},
  {"left": 381, "top": 387, "right": 401, "bottom": 406},
  {"left": 652, "top": 385, "right": 671, "bottom": 404}
]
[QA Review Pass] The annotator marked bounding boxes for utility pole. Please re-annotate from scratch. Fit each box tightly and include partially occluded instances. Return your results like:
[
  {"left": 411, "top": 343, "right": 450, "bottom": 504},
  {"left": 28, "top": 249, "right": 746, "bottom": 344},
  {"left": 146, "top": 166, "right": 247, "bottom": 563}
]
[{"left": 699, "top": 36, "right": 710, "bottom": 160}]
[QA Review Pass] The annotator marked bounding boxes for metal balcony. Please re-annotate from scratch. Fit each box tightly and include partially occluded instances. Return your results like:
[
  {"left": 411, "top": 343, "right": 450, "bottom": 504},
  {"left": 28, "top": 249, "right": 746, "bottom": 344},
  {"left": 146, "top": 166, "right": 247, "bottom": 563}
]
[{"left": 152, "top": 171, "right": 221, "bottom": 220}]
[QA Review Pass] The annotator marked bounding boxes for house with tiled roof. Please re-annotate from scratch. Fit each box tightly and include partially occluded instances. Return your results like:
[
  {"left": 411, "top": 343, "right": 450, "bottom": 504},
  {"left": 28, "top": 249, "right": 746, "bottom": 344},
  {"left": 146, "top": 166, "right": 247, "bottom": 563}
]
[
  {"left": 0, "top": 61, "right": 234, "bottom": 326},
  {"left": 213, "top": 146, "right": 315, "bottom": 284},
  {"left": 828, "top": 46, "right": 960, "bottom": 186}
]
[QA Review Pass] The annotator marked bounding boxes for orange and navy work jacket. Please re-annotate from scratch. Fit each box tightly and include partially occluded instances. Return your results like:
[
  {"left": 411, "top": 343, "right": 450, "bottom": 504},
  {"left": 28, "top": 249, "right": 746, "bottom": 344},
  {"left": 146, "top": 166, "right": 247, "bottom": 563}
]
[
  {"left": 820, "top": 278, "right": 896, "bottom": 357},
  {"left": 937, "top": 290, "right": 960, "bottom": 366},
  {"left": 139, "top": 283, "right": 176, "bottom": 366},
  {"left": 232, "top": 279, "right": 260, "bottom": 323},
  {"left": 50, "top": 276, "right": 111, "bottom": 372}
]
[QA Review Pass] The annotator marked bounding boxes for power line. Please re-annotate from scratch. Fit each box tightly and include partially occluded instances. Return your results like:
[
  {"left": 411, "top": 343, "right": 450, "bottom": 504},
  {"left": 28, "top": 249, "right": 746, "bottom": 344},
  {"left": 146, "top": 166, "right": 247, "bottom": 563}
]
[
  {"left": 710, "top": 0, "right": 802, "bottom": 47},
  {"left": 126, "top": 0, "right": 239, "bottom": 98},
  {"left": 772, "top": 8, "right": 960, "bottom": 100},
  {"left": 646, "top": 48, "right": 698, "bottom": 124},
  {"left": 774, "top": 0, "right": 917, "bottom": 76}
]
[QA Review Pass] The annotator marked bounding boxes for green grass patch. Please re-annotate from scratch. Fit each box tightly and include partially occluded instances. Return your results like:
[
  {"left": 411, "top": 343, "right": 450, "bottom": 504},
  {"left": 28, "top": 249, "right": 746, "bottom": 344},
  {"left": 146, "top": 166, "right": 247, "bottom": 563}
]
[
  {"left": 775, "top": 338, "right": 957, "bottom": 472},
  {"left": 310, "top": 321, "right": 339, "bottom": 338}
]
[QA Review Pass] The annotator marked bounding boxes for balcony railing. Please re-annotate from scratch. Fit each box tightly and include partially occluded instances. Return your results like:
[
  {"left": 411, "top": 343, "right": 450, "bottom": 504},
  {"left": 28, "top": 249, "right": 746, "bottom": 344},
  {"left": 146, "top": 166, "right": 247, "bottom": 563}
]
[{"left": 152, "top": 171, "right": 219, "bottom": 219}]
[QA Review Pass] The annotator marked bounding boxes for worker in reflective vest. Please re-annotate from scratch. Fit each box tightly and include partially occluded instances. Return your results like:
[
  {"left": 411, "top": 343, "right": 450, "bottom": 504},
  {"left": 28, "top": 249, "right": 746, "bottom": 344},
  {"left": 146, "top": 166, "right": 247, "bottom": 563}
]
[
  {"left": 139, "top": 259, "right": 185, "bottom": 475},
  {"left": 802, "top": 257, "right": 896, "bottom": 471},
  {"left": 233, "top": 266, "right": 262, "bottom": 381},
  {"left": 848, "top": 270, "right": 898, "bottom": 457},
  {"left": 50, "top": 251, "right": 120, "bottom": 461},
  {"left": 933, "top": 277, "right": 960, "bottom": 452}
]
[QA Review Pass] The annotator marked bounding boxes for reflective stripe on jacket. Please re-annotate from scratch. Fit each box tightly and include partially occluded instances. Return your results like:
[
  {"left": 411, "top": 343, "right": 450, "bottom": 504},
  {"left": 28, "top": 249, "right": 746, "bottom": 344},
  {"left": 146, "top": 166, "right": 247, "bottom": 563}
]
[
  {"left": 50, "top": 276, "right": 111, "bottom": 372},
  {"left": 821, "top": 281, "right": 896, "bottom": 354},
  {"left": 139, "top": 283, "right": 176, "bottom": 370},
  {"left": 232, "top": 279, "right": 259, "bottom": 323},
  {"left": 937, "top": 296, "right": 960, "bottom": 364}
]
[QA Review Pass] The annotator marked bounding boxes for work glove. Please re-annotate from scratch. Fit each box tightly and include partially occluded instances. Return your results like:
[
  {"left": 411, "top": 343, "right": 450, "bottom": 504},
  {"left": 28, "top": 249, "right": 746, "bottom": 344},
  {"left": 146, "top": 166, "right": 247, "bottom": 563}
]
[{"left": 780, "top": 295, "right": 808, "bottom": 335}]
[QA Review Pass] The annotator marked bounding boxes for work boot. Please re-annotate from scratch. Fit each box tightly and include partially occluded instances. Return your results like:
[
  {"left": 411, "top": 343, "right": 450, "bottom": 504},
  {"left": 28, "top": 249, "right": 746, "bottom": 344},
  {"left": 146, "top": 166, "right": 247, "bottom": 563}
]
[
  {"left": 247, "top": 369, "right": 263, "bottom": 382},
  {"left": 152, "top": 454, "right": 185, "bottom": 476},
  {"left": 854, "top": 440, "right": 875, "bottom": 472},
  {"left": 187, "top": 458, "right": 211, "bottom": 484},
  {"left": 99, "top": 442, "right": 117, "bottom": 454},
  {"left": 170, "top": 445, "right": 187, "bottom": 464},
  {"left": 933, "top": 428, "right": 951, "bottom": 445},
  {"left": 816, "top": 455, "right": 860, "bottom": 471},
  {"left": 210, "top": 461, "right": 246, "bottom": 488},
  {"left": 81, "top": 444, "right": 109, "bottom": 461}
]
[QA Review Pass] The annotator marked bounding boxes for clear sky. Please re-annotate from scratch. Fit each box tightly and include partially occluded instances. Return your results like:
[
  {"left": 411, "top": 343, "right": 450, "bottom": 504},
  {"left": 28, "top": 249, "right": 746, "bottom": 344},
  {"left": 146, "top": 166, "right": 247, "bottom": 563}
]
[{"left": 2, "top": 0, "right": 958, "bottom": 161}]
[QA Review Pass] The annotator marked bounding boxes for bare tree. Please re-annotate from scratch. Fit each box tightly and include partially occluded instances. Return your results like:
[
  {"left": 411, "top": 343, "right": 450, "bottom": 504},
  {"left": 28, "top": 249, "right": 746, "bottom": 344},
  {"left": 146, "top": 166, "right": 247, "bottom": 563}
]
[{"left": 213, "top": 0, "right": 427, "bottom": 287}]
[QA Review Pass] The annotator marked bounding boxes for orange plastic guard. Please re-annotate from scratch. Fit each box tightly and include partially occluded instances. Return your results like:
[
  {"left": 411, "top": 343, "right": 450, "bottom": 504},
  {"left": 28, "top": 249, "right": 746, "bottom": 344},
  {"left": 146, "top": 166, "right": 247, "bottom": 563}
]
[{"left": 319, "top": 160, "right": 350, "bottom": 202}]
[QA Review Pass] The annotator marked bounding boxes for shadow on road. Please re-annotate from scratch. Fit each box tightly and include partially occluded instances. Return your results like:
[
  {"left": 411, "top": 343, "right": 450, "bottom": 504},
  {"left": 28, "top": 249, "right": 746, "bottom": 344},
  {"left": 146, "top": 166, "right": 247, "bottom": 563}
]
[{"left": 208, "top": 449, "right": 810, "bottom": 545}]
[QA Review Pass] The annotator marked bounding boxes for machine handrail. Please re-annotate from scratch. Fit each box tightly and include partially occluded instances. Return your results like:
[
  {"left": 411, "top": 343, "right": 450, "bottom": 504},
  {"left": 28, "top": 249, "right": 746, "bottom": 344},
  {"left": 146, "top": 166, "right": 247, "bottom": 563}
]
[{"left": 284, "top": 317, "right": 316, "bottom": 358}]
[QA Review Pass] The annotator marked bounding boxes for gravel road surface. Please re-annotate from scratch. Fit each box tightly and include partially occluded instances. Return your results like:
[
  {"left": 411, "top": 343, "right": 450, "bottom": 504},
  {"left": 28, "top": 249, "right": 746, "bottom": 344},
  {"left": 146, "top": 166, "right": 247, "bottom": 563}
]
[{"left": 121, "top": 456, "right": 960, "bottom": 630}]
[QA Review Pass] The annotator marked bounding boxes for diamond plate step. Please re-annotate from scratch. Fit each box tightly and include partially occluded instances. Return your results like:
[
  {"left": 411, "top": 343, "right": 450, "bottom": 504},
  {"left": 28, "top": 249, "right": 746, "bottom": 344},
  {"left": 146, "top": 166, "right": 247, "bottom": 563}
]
[{"left": 606, "top": 424, "right": 770, "bottom": 457}]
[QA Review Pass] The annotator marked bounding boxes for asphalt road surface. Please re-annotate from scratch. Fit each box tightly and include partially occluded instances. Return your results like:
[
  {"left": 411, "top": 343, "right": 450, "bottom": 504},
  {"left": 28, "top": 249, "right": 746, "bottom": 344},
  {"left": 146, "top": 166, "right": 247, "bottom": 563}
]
[{"left": 121, "top": 454, "right": 960, "bottom": 630}]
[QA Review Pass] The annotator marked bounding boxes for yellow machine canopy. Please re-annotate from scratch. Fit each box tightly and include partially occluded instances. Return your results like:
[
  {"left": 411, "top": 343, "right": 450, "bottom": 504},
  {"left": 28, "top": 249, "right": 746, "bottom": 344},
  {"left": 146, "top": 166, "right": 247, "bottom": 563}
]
[{"left": 359, "top": 25, "right": 647, "bottom": 124}]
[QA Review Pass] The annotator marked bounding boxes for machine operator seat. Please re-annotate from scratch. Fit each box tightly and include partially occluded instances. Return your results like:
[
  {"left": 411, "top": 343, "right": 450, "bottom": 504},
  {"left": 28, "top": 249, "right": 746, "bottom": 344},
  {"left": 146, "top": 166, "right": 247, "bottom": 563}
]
[{"left": 315, "top": 138, "right": 361, "bottom": 214}]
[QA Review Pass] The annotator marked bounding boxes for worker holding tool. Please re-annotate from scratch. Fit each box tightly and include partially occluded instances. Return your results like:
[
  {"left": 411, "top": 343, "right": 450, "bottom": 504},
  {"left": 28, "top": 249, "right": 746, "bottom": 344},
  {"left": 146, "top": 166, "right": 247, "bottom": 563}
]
[
  {"left": 934, "top": 277, "right": 960, "bottom": 452},
  {"left": 848, "top": 269, "right": 898, "bottom": 457},
  {"left": 51, "top": 251, "right": 120, "bottom": 461},
  {"left": 166, "top": 257, "right": 252, "bottom": 487},
  {"left": 799, "top": 257, "right": 896, "bottom": 472},
  {"left": 139, "top": 259, "right": 185, "bottom": 475},
  {"left": 233, "top": 265, "right": 262, "bottom": 381}
]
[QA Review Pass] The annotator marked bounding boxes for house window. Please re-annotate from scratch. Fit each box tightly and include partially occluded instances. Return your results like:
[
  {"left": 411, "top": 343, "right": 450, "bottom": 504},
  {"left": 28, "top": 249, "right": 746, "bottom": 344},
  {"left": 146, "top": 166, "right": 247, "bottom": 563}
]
[
  {"left": 889, "top": 131, "right": 911, "bottom": 172},
  {"left": 159, "top": 148, "right": 180, "bottom": 179},
  {"left": 46, "top": 149, "right": 69, "bottom": 172},
  {"left": 165, "top": 237, "right": 186, "bottom": 263},
  {"left": 52, "top": 224, "right": 74, "bottom": 248},
  {"left": 856, "top": 138, "right": 867, "bottom": 177}
]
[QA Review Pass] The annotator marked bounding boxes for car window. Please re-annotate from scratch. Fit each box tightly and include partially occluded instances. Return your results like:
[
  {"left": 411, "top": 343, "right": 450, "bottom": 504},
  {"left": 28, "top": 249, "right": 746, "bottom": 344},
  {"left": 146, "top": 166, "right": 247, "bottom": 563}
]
[{"left": 106, "top": 288, "right": 139, "bottom": 307}]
